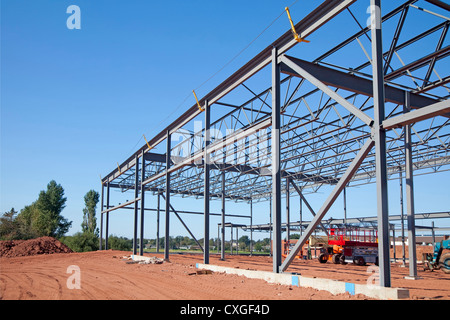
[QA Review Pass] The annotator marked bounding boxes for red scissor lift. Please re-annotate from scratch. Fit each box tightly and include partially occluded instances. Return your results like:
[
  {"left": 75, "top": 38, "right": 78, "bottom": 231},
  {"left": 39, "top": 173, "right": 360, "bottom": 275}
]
[{"left": 319, "top": 228, "right": 379, "bottom": 266}]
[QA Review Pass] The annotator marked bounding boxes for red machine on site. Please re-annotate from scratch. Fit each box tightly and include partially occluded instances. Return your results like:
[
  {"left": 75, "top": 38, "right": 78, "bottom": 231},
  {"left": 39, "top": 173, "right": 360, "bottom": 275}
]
[{"left": 318, "top": 228, "right": 379, "bottom": 266}]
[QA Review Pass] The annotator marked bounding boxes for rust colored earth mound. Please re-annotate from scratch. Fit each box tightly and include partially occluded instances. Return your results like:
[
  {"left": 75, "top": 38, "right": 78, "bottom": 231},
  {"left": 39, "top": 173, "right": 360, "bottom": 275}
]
[{"left": 0, "top": 236, "right": 73, "bottom": 258}]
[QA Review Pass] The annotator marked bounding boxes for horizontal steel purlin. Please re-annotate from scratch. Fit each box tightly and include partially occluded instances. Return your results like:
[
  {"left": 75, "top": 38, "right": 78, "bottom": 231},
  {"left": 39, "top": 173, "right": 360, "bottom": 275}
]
[{"left": 383, "top": 100, "right": 450, "bottom": 129}]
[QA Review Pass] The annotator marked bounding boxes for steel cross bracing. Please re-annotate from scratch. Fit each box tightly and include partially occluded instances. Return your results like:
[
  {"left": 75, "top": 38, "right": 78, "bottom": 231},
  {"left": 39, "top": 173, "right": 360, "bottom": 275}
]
[{"left": 100, "top": 0, "right": 449, "bottom": 286}]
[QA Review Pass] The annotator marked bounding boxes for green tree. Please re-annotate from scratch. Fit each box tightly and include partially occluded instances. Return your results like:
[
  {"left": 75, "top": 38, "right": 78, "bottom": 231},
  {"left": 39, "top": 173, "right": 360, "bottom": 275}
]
[
  {"left": 61, "top": 232, "right": 98, "bottom": 252},
  {"left": 0, "top": 208, "right": 19, "bottom": 240},
  {"left": 238, "top": 235, "right": 251, "bottom": 251},
  {"left": 108, "top": 235, "right": 132, "bottom": 251},
  {"left": 35, "top": 180, "right": 71, "bottom": 237},
  {"left": 60, "top": 189, "right": 100, "bottom": 252},
  {"left": 16, "top": 180, "right": 72, "bottom": 238},
  {"left": 15, "top": 204, "right": 40, "bottom": 239},
  {"left": 81, "top": 190, "right": 99, "bottom": 236},
  {"left": 254, "top": 242, "right": 263, "bottom": 252}
]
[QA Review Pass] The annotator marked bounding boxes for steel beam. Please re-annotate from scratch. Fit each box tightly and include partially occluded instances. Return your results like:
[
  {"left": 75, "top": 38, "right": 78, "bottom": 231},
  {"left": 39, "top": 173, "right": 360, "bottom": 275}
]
[
  {"left": 383, "top": 99, "right": 450, "bottom": 129},
  {"left": 241, "top": 211, "right": 450, "bottom": 232},
  {"left": 279, "top": 55, "right": 374, "bottom": 127},
  {"left": 279, "top": 55, "right": 438, "bottom": 111},
  {"left": 101, "top": 197, "right": 141, "bottom": 214},
  {"left": 115, "top": 204, "right": 250, "bottom": 219},
  {"left": 280, "top": 137, "right": 375, "bottom": 272},
  {"left": 143, "top": 152, "right": 167, "bottom": 163},
  {"left": 425, "top": 0, "right": 450, "bottom": 11}
]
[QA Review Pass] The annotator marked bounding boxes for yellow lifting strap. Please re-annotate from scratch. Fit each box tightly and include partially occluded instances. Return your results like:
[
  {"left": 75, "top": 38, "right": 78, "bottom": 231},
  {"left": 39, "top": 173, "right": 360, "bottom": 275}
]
[
  {"left": 285, "top": 7, "right": 310, "bottom": 43},
  {"left": 193, "top": 90, "right": 205, "bottom": 112},
  {"left": 117, "top": 162, "right": 121, "bottom": 174},
  {"left": 143, "top": 134, "right": 152, "bottom": 151}
]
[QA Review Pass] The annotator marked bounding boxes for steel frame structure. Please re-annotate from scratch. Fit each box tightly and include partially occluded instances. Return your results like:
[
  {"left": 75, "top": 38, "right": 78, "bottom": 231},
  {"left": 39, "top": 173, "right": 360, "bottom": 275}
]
[{"left": 100, "top": 0, "right": 449, "bottom": 287}]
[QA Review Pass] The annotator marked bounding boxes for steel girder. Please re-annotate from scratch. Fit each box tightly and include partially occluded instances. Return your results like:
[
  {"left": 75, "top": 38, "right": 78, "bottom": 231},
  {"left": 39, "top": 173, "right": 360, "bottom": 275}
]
[{"left": 99, "top": 0, "right": 449, "bottom": 285}]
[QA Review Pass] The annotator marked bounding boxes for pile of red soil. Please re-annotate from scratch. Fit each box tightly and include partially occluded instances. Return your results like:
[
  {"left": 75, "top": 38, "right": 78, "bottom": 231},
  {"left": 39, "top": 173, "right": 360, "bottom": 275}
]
[{"left": 0, "top": 236, "right": 73, "bottom": 258}]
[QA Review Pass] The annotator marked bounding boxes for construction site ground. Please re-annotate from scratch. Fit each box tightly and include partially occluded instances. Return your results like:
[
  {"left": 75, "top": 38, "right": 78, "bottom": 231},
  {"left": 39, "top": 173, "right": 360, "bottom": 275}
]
[{"left": 1, "top": 241, "right": 449, "bottom": 301}]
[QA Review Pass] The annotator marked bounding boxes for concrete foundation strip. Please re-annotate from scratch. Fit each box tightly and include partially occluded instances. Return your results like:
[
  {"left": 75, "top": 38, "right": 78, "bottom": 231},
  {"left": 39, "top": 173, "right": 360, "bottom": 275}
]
[{"left": 196, "top": 263, "right": 409, "bottom": 300}]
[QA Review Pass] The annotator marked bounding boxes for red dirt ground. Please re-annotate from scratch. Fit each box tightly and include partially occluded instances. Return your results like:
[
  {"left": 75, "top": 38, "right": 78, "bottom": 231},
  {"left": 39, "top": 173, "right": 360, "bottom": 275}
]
[{"left": 0, "top": 238, "right": 448, "bottom": 300}]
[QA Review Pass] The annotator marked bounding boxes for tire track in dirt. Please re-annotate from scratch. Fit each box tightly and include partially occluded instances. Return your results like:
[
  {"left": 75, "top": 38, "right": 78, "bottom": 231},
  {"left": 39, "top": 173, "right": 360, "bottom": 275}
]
[
  {"left": 0, "top": 274, "right": 26, "bottom": 300},
  {"left": 0, "top": 277, "right": 6, "bottom": 299}
]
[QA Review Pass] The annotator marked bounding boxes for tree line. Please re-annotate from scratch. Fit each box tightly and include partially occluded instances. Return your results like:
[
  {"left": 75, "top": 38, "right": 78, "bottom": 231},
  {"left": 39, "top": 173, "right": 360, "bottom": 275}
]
[
  {"left": 0, "top": 180, "right": 104, "bottom": 252},
  {"left": 0, "top": 180, "right": 273, "bottom": 253},
  {"left": 134, "top": 235, "right": 272, "bottom": 253},
  {"left": 0, "top": 180, "right": 72, "bottom": 240}
]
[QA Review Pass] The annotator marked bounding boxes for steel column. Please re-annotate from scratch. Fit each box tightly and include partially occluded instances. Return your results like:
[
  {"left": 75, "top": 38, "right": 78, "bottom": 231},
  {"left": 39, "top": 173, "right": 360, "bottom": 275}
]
[
  {"left": 286, "top": 177, "right": 290, "bottom": 242},
  {"left": 105, "top": 181, "right": 110, "bottom": 250},
  {"left": 231, "top": 227, "right": 233, "bottom": 255},
  {"left": 405, "top": 91, "right": 418, "bottom": 279},
  {"left": 100, "top": 182, "right": 104, "bottom": 250},
  {"left": 343, "top": 186, "right": 347, "bottom": 226},
  {"left": 204, "top": 99, "right": 210, "bottom": 264},
  {"left": 221, "top": 172, "right": 225, "bottom": 260},
  {"left": 269, "top": 195, "right": 272, "bottom": 256},
  {"left": 157, "top": 192, "right": 160, "bottom": 253},
  {"left": 139, "top": 150, "right": 145, "bottom": 256},
  {"left": 133, "top": 154, "right": 139, "bottom": 255},
  {"left": 299, "top": 195, "right": 303, "bottom": 236},
  {"left": 250, "top": 199, "right": 253, "bottom": 255},
  {"left": 164, "top": 130, "right": 171, "bottom": 261},
  {"left": 272, "top": 46, "right": 282, "bottom": 273},
  {"left": 371, "top": 0, "right": 391, "bottom": 287},
  {"left": 399, "top": 168, "right": 406, "bottom": 267}
]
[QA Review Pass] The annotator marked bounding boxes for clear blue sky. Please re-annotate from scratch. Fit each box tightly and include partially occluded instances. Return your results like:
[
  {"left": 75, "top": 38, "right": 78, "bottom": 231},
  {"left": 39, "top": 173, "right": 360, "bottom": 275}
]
[{"left": 1, "top": 0, "right": 449, "bottom": 240}]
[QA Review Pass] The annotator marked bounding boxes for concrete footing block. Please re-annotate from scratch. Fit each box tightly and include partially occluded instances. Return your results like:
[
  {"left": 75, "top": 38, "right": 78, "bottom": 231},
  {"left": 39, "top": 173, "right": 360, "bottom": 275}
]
[{"left": 196, "top": 263, "right": 409, "bottom": 300}]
